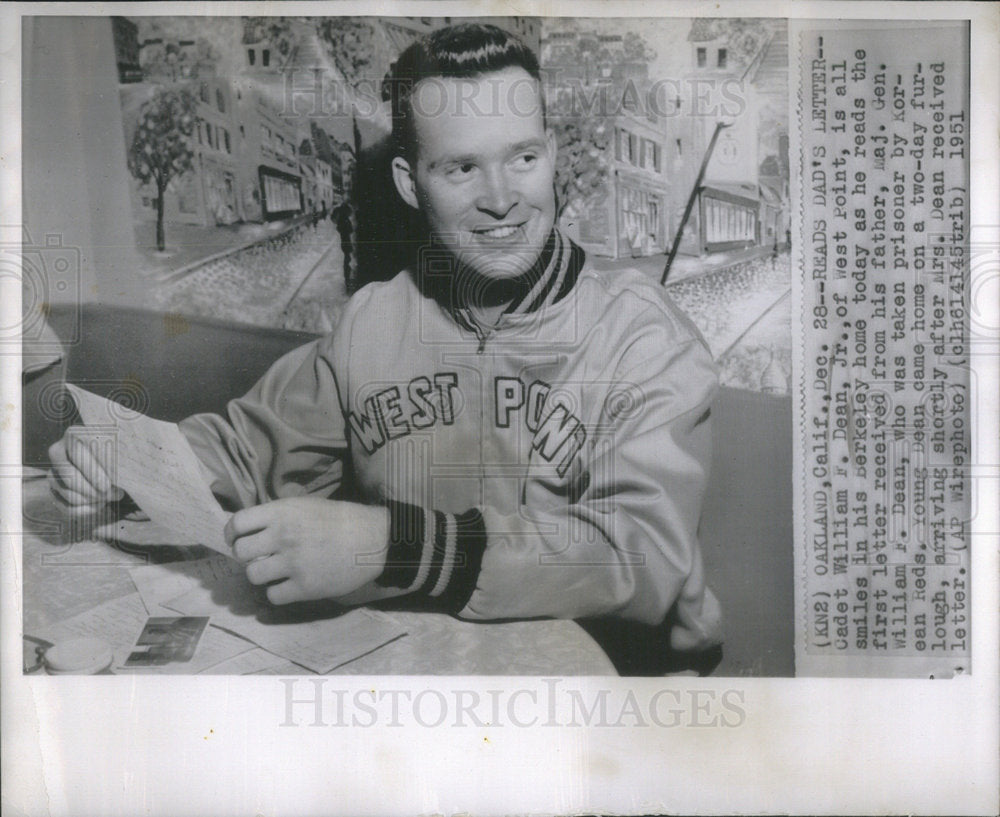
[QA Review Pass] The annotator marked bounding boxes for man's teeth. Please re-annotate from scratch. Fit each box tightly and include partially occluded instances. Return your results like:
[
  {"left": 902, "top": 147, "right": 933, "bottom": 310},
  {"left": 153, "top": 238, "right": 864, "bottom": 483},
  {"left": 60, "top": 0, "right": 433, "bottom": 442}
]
[{"left": 479, "top": 225, "right": 518, "bottom": 238}]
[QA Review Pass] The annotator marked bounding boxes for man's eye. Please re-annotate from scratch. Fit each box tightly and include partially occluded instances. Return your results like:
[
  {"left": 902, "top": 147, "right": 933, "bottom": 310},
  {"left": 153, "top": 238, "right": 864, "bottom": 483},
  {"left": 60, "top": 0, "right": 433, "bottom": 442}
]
[
  {"left": 513, "top": 153, "right": 538, "bottom": 169},
  {"left": 447, "top": 163, "right": 476, "bottom": 178}
]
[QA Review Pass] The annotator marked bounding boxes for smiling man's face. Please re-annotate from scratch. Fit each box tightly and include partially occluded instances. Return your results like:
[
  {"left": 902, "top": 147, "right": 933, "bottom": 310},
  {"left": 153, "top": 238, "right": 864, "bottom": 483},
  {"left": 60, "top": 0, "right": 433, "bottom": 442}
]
[{"left": 392, "top": 67, "right": 557, "bottom": 282}]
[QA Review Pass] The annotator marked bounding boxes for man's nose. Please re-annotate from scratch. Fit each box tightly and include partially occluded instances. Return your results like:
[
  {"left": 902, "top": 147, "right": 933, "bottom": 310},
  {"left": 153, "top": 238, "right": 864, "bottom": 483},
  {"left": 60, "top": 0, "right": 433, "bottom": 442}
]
[{"left": 476, "top": 167, "right": 517, "bottom": 218}]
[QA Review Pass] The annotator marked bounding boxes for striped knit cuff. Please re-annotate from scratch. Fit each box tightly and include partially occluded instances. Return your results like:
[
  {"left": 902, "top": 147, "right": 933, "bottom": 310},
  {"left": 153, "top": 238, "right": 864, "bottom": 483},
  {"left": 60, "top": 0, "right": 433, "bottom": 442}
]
[{"left": 376, "top": 501, "right": 487, "bottom": 614}]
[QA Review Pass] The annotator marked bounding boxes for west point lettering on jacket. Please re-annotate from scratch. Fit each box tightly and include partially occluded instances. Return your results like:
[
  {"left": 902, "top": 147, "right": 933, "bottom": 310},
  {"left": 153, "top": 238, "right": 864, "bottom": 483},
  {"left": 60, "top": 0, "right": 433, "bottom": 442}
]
[
  {"left": 348, "top": 373, "right": 587, "bottom": 477},
  {"left": 347, "top": 373, "right": 459, "bottom": 453}
]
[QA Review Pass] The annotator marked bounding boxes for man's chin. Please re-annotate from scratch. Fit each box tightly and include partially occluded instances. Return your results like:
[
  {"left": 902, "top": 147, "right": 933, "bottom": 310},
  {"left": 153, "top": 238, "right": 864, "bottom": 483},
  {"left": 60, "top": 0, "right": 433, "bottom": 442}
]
[{"left": 460, "top": 250, "right": 540, "bottom": 281}]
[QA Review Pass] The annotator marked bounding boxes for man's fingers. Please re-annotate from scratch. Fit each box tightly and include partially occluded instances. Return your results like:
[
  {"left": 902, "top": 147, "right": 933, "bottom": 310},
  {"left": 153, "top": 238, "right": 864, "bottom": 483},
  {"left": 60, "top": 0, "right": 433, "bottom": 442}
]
[
  {"left": 266, "top": 580, "right": 304, "bottom": 606},
  {"left": 47, "top": 437, "right": 70, "bottom": 469},
  {"left": 49, "top": 466, "right": 121, "bottom": 502},
  {"left": 47, "top": 470, "right": 91, "bottom": 506},
  {"left": 230, "top": 529, "right": 277, "bottom": 563},
  {"left": 47, "top": 438, "right": 95, "bottom": 496},
  {"left": 224, "top": 505, "right": 276, "bottom": 547},
  {"left": 46, "top": 473, "right": 108, "bottom": 517},
  {"left": 48, "top": 463, "right": 113, "bottom": 507},
  {"left": 64, "top": 431, "right": 116, "bottom": 496},
  {"left": 244, "top": 554, "right": 288, "bottom": 586},
  {"left": 48, "top": 430, "right": 121, "bottom": 504}
]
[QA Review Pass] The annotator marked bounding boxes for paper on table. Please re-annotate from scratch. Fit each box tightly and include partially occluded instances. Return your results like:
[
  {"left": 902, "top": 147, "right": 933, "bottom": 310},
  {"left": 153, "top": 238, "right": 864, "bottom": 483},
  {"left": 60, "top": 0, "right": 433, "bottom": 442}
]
[
  {"left": 64, "top": 384, "right": 231, "bottom": 555},
  {"left": 197, "top": 647, "right": 293, "bottom": 675},
  {"left": 34, "top": 592, "right": 255, "bottom": 674},
  {"left": 36, "top": 593, "right": 149, "bottom": 669},
  {"left": 163, "top": 572, "right": 408, "bottom": 674},
  {"left": 128, "top": 555, "right": 244, "bottom": 615}
]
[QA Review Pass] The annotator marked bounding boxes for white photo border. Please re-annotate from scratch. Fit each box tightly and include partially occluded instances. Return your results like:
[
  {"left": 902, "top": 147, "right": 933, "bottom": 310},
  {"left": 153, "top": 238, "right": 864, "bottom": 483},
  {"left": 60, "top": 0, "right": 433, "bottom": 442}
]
[{"left": 2, "top": 2, "right": 997, "bottom": 815}]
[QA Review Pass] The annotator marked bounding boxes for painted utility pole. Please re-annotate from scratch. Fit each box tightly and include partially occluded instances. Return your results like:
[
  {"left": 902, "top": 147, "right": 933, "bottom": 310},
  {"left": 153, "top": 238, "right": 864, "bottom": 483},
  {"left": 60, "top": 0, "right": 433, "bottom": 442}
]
[{"left": 660, "top": 120, "right": 732, "bottom": 286}]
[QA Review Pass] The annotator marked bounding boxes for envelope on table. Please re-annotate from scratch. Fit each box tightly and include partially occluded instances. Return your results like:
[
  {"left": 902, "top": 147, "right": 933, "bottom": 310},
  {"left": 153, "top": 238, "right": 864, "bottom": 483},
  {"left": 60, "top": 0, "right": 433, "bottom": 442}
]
[{"left": 163, "top": 572, "right": 407, "bottom": 674}]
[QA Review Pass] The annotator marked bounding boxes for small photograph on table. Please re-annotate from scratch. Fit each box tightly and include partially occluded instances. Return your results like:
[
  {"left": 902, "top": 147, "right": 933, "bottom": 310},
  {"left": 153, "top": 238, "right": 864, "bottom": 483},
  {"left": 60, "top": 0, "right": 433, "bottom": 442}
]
[{"left": 125, "top": 616, "right": 210, "bottom": 667}]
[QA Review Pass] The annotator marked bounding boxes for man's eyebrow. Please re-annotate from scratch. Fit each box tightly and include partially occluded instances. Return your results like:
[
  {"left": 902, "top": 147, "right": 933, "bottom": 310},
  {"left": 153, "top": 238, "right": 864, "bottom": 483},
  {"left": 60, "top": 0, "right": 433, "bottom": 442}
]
[
  {"left": 427, "top": 139, "right": 547, "bottom": 170},
  {"left": 427, "top": 153, "right": 478, "bottom": 171},
  {"left": 508, "top": 138, "right": 547, "bottom": 152}
]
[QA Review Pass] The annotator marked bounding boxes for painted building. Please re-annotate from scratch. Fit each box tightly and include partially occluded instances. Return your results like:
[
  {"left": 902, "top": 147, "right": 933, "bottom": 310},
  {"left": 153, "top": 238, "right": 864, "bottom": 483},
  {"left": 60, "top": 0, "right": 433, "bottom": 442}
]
[
  {"left": 193, "top": 78, "right": 241, "bottom": 225},
  {"left": 673, "top": 19, "right": 789, "bottom": 255},
  {"left": 295, "top": 125, "right": 337, "bottom": 214},
  {"left": 121, "top": 68, "right": 308, "bottom": 226},
  {"left": 611, "top": 109, "right": 671, "bottom": 257},
  {"left": 475, "top": 16, "right": 541, "bottom": 53},
  {"left": 542, "top": 27, "right": 672, "bottom": 259},
  {"left": 746, "top": 21, "right": 791, "bottom": 244},
  {"left": 111, "top": 17, "right": 142, "bottom": 84},
  {"left": 121, "top": 77, "right": 235, "bottom": 228},
  {"left": 242, "top": 82, "right": 303, "bottom": 220},
  {"left": 677, "top": 21, "right": 762, "bottom": 254},
  {"left": 315, "top": 156, "right": 334, "bottom": 212},
  {"left": 122, "top": 18, "right": 370, "bottom": 228},
  {"left": 544, "top": 19, "right": 788, "bottom": 260},
  {"left": 380, "top": 16, "right": 540, "bottom": 54}
]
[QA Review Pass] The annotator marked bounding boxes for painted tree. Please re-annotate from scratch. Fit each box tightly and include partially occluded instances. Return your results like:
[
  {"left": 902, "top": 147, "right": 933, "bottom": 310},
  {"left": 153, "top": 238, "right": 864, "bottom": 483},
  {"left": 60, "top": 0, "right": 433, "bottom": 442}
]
[
  {"left": 136, "top": 17, "right": 231, "bottom": 82},
  {"left": 313, "top": 18, "right": 392, "bottom": 290},
  {"left": 700, "top": 18, "right": 773, "bottom": 72},
  {"left": 242, "top": 16, "right": 297, "bottom": 63},
  {"left": 314, "top": 18, "right": 387, "bottom": 156},
  {"left": 126, "top": 88, "right": 197, "bottom": 252},
  {"left": 572, "top": 33, "right": 610, "bottom": 85},
  {"left": 622, "top": 31, "right": 658, "bottom": 65},
  {"left": 549, "top": 89, "right": 613, "bottom": 217},
  {"left": 544, "top": 29, "right": 657, "bottom": 218}
]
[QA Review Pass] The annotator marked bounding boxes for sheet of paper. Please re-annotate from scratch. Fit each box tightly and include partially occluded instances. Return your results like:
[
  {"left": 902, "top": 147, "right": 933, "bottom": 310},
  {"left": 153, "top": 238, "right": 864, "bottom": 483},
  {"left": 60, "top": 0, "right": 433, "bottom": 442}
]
[
  {"left": 36, "top": 592, "right": 150, "bottom": 665},
  {"left": 163, "top": 572, "right": 408, "bottom": 674},
  {"left": 197, "top": 647, "right": 293, "bottom": 676},
  {"left": 95, "top": 515, "right": 213, "bottom": 548},
  {"left": 34, "top": 592, "right": 256, "bottom": 674},
  {"left": 128, "top": 555, "right": 245, "bottom": 615},
  {"left": 64, "top": 384, "right": 231, "bottom": 555}
]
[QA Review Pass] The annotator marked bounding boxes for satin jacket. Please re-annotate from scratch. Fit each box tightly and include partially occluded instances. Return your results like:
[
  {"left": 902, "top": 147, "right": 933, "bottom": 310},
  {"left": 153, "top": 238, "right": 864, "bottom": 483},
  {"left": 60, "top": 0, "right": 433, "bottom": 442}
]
[{"left": 180, "top": 232, "right": 723, "bottom": 651}]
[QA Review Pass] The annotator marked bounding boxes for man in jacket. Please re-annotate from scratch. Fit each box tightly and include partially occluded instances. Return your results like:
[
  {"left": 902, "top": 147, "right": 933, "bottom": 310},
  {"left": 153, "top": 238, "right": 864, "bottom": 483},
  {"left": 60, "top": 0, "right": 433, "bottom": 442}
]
[{"left": 50, "top": 23, "right": 722, "bottom": 657}]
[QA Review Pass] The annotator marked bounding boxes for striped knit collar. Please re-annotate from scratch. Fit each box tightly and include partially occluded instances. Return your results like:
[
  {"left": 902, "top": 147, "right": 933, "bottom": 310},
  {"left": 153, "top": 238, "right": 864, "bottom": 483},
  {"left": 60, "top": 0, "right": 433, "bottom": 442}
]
[
  {"left": 503, "top": 228, "right": 585, "bottom": 316},
  {"left": 415, "top": 228, "right": 586, "bottom": 322}
]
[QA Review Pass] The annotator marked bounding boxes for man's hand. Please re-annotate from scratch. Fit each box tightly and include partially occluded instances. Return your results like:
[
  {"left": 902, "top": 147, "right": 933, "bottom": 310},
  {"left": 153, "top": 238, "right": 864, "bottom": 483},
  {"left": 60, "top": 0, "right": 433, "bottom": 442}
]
[
  {"left": 47, "top": 427, "right": 125, "bottom": 514},
  {"left": 225, "top": 497, "right": 390, "bottom": 605}
]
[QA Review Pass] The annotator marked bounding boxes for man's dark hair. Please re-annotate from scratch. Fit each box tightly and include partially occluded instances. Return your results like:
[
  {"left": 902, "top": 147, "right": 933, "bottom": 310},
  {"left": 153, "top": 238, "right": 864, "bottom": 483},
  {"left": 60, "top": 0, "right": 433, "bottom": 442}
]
[{"left": 383, "top": 23, "right": 544, "bottom": 160}]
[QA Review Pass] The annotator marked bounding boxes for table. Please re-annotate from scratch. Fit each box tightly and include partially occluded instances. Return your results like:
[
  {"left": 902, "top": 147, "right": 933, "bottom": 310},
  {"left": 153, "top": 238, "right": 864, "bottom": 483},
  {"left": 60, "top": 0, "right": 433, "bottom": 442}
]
[{"left": 20, "top": 476, "right": 617, "bottom": 676}]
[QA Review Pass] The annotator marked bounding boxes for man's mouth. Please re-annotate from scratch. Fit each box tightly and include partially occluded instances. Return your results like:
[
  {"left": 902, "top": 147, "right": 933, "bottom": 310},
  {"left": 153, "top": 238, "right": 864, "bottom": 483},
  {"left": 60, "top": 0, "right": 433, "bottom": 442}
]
[{"left": 472, "top": 223, "right": 526, "bottom": 241}]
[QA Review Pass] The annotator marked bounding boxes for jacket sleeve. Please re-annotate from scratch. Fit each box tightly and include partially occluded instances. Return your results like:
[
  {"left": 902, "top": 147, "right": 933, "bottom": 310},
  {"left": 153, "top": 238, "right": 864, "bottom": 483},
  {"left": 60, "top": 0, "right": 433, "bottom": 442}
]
[
  {"left": 372, "top": 314, "right": 723, "bottom": 651},
  {"left": 178, "top": 337, "right": 349, "bottom": 511}
]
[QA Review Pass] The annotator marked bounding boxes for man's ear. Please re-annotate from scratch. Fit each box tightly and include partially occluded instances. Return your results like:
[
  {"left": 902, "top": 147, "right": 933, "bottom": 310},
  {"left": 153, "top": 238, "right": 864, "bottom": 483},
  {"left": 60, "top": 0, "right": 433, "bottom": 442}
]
[
  {"left": 545, "top": 128, "right": 557, "bottom": 163},
  {"left": 391, "top": 156, "right": 420, "bottom": 210}
]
